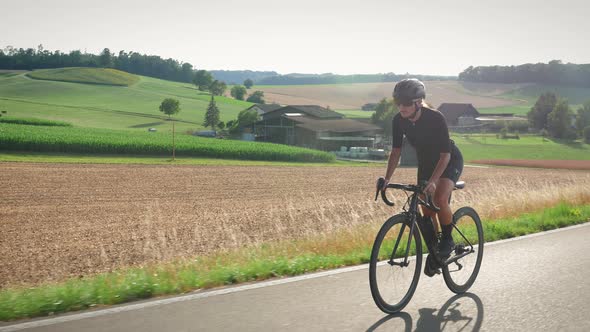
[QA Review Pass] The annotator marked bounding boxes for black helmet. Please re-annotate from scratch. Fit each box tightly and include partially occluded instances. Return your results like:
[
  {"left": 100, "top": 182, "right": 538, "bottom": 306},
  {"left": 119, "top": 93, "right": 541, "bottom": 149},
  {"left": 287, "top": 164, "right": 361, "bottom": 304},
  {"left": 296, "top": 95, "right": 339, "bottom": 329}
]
[{"left": 393, "top": 78, "right": 426, "bottom": 104}]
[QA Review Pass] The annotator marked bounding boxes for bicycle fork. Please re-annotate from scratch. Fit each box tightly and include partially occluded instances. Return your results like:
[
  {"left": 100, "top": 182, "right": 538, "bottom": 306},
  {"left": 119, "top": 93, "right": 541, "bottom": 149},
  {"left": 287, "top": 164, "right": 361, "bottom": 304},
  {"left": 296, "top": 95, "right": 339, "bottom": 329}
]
[{"left": 388, "top": 216, "right": 418, "bottom": 268}]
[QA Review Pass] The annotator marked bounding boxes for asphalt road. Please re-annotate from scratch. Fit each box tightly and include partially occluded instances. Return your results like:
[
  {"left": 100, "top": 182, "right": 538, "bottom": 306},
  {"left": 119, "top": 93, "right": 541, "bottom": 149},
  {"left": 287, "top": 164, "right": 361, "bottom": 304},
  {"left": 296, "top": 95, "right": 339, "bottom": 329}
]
[{"left": 3, "top": 223, "right": 590, "bottom": 332}]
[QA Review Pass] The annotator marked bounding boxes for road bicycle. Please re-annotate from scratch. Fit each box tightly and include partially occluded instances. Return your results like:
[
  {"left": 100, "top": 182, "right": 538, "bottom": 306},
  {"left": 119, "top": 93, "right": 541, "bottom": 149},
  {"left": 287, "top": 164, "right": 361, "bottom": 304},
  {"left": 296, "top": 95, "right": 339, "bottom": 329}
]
[{"left": 369, "top": 178, "right": 484, "bottom": 314}]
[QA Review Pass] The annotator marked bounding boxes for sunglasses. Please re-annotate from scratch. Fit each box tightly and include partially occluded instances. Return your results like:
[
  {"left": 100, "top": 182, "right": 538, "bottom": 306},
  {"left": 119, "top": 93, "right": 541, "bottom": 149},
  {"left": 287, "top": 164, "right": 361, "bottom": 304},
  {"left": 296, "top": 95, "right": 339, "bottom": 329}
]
[{"left": 395, "top": 100, "right": 415, "bottom": 107}]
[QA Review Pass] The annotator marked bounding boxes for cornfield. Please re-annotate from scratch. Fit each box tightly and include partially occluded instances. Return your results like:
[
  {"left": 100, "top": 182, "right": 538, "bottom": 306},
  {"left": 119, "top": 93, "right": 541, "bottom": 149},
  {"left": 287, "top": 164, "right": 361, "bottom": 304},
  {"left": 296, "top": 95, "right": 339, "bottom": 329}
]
[{"left": 0, "top": 123, "right": 335, "bottom": 162}]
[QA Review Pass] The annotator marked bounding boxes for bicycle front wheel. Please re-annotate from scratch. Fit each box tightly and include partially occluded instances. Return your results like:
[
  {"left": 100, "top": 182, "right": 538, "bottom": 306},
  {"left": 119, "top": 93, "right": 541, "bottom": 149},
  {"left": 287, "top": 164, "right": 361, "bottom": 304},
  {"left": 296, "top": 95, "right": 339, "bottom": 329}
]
[
  {"left": 442, "top": 207, "right": 484, "bottom": 294},
  {"left": 369, "top": 214, "right": 422, "bottom": 314}
]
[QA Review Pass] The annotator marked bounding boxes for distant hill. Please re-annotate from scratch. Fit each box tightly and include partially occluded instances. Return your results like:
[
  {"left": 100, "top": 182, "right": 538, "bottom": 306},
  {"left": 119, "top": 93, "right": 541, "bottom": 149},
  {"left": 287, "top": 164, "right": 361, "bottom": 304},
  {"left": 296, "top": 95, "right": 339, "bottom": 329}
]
[
  {"left": 256, "top": 73, "right": 456, "bottom": 85},
  {"left": 27, "top": 67, "right": 139, "bottom": 86},
  {"left": 210, "top": 71, "right": 457, "bottom": 86},
  {"left": 252, "top": 81, "right": 530, "bottom": 110},
  {"left": 209, "top": 70, "right": 278, "bottom": 85}
]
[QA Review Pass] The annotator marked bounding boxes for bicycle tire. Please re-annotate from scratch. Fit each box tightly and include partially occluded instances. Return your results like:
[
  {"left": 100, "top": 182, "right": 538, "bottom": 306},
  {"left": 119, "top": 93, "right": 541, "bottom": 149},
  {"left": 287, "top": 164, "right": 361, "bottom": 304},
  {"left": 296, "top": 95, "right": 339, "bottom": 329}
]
[
  {"left": 369, "top": 214, "right": 422, "bottom": 314},
  {"left": 442, "top": 207, "right": 484, "bottom": 294}
]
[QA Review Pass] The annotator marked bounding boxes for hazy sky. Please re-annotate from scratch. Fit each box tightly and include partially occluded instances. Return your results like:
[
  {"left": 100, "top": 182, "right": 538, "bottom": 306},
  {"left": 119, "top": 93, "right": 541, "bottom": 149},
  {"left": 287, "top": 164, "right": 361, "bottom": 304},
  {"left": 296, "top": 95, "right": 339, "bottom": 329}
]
[{"left": 2, "top": 0, "right": 589, "bottom": 76}]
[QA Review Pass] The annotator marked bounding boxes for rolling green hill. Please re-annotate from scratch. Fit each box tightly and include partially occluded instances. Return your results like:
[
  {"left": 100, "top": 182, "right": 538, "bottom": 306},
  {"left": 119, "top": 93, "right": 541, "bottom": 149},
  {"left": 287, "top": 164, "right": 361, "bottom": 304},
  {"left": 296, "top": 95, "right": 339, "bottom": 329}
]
[
  {"left": 27, "top": 67, "right": 140, "bottom": 86},
  {"left": 0, "top": 69, "right": 253, "bottom": 133}
]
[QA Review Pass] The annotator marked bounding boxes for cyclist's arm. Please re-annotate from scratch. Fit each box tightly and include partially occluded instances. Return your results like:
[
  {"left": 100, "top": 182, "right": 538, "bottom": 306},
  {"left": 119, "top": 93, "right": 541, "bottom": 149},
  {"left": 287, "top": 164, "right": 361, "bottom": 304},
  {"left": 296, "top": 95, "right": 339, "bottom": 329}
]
[
  {"left": 385, "top": 147, "right": 402, "bottom": 181},
  {"left": 428, "top": 152, "right": 451, "bottom": 183}
]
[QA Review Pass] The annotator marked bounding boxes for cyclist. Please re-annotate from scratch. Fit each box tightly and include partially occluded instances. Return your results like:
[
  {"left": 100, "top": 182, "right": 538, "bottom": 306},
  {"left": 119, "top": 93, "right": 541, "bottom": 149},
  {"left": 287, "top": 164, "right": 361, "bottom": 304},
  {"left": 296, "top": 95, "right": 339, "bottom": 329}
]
[{"left": 380, "top": 78, "right": 464, "bottom": 276}]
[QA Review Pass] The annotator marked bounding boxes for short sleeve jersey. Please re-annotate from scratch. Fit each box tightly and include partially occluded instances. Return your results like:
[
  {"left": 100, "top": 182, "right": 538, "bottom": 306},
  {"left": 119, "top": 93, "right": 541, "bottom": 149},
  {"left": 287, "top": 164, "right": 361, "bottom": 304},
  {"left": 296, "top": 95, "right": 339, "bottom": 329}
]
[{"left": 391, "top": 107, "right": 454, "bottom": 169}]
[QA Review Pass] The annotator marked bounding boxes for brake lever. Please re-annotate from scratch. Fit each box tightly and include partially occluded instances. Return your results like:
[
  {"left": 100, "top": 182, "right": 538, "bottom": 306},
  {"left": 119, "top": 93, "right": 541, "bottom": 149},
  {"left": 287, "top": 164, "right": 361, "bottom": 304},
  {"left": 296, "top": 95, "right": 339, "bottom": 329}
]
[
  {"left": 375, "top": 177, "right": 395, "bottom": 206},
  {"left": 375, "top": 177, "right": 386, "bottom": 201},
  {"left": 419, "top": 181, "right": 441, "bottom": 212},
  {"left": 426, "top": 194, "right": 441, "bottom": 212}
]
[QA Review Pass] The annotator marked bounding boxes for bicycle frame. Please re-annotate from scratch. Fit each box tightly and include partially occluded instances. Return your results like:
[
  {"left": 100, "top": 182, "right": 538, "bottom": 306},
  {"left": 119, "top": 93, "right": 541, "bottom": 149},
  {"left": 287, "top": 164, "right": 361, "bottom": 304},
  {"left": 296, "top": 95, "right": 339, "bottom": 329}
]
[
  {"left": 384, "top": 184, "right": 475, "bottom": 268},
  {"left": 389, "top": 190, "right": 421, "bottom": 267}
]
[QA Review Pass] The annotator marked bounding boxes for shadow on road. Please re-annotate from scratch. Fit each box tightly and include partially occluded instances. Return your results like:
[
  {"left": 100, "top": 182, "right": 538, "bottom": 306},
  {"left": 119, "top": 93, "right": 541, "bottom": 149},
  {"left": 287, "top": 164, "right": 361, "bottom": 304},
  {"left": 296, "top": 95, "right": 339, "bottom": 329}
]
[
  {"left": 367, "top": 293, "right": 484, "bottom": 332},
  {"left": 366, "top": 312, "right": 412, "bottom": 332}
]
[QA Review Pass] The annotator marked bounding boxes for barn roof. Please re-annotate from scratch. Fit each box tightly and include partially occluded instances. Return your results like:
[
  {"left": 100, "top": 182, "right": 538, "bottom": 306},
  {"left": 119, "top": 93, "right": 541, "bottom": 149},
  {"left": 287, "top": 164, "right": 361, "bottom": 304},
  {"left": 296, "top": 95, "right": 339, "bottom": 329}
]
[
  {"left": 264, "top": 105, "right": 343, "bottom": 119},
  {"left": 437, "top": 103, "right": 480, "bottom": 124},
  {"left": 285, "top": 114, "right": 380, "bottom": 133},
  {"left": 246, "top": 103, "right": 283, "bottom": 113}
]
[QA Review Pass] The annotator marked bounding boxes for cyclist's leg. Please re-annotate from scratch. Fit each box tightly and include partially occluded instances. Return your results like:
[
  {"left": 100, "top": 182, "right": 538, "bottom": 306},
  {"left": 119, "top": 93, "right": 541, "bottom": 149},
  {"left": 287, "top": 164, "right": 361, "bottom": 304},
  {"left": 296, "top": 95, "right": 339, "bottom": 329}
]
[
  {"left": 437, "top": 156, "right": 463, "bottom": 226},
  {"left": 433, "top": 179, "right": 455, "bottom": 226}
]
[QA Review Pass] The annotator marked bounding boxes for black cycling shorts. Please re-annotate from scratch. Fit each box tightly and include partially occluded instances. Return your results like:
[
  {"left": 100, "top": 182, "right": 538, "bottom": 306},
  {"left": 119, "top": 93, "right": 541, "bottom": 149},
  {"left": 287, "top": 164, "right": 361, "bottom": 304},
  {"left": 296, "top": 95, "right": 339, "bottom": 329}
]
[{"left": 418, "top": 153, "right": 464, "bottom": 185}]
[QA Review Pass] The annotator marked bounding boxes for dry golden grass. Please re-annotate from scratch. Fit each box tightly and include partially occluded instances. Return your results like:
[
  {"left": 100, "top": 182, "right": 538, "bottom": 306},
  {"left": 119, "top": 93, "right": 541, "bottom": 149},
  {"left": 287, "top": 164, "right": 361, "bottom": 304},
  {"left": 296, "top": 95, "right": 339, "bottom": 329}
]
[{"left": 1, "top": 162, "right": 589, "bottom": 287}]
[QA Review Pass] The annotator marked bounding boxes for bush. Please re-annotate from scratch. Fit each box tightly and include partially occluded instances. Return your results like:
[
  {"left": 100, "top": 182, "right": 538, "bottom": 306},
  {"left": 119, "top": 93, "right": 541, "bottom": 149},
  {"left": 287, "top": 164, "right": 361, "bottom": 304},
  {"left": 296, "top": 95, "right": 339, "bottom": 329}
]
[
  {"left": 584, "top": 126, "right": 590, "bottom": 144},
  {"left": 563, "top": 129, "right": 578, "bottom": 141}
]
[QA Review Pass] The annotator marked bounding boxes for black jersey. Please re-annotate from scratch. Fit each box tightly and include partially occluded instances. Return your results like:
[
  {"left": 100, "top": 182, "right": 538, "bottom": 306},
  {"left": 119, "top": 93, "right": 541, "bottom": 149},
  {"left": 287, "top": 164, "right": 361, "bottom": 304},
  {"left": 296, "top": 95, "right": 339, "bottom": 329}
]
[{"left": 391, "top": 107, "right": 461, "bottom": 173}]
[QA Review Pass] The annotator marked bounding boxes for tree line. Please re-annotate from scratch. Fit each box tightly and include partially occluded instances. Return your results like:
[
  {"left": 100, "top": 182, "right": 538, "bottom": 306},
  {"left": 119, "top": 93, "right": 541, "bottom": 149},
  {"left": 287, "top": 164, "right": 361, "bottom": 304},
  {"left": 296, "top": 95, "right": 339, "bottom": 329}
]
[
  {"left": 0, "top": 45, "right": 195, "bottom": 83},
  {"left": 459, "top": 60, "right": 590, "bottom": 87}
]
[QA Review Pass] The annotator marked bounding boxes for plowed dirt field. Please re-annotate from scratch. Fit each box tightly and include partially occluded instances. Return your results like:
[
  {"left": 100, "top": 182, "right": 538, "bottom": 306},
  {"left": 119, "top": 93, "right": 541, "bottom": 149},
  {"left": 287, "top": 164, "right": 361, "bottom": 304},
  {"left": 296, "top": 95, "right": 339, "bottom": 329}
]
[{"left": 1, "top": 163, "right": 589, "bottom": 287}]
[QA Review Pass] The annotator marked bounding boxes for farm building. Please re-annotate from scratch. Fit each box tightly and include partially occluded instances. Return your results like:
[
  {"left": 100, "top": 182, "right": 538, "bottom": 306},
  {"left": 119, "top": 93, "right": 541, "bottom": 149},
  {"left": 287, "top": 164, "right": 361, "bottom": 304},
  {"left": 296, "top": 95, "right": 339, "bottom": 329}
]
[
  {"left": 438, "top": 103, "right": 481, "bottom": 126},
  {"left": 245, "top": 103, "right": 283, "bottom": 115},
  {"left": 255, "top": 105, "right": 382, "bottom": 150}
]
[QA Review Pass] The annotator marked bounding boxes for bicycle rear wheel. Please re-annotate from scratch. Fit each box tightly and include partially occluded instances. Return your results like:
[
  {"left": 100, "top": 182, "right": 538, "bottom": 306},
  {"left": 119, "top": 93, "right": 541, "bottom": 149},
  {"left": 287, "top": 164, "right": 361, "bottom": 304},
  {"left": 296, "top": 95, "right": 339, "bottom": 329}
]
[
  {"left": 369, "top": 214, "right": 422, "bottom": 314},
  {"left": 442, "top": 207, "right": 484, "bottom": 294}
]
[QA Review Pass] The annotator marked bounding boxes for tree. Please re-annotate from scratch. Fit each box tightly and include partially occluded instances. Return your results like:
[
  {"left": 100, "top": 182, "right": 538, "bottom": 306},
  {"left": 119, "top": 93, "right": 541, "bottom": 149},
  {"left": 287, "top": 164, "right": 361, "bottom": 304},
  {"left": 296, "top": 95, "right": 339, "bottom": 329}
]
[
  {"left": 246, "top": 90, "right": 265, "bottom": 104},
  {"left": 159, "top": 98, "right": 180, "bottom": 119},
  {"left": 527, "top": 92, "right": 557, "bottom": 131},
  {"left": 237, "top": 109, "right": 259, "bottom": 127},
  {"left": 229, "top": 108, "right": 259, "bottom": 135},
  {"left": 99, "top": 48, "right": 113, "bottom": 68},
  {"left": 203, "top": 96, "right": 220, "bottom": 130},
  {"left": 230, "top": 85, "right": 247, "bottom": 100},
  {"left": 244, "top": 78, "right": 254, "bottom": 89},
  {"left": 193, "top": 70, "right": 213, "bottom": 91},
  {"left": 547, "top": 98, "right": 574, "bottom": 139},
  {"left": 584, "top": 126, "right": 590, "bottom": 144},
  {"left": 540, "top": 128, "right": 549, "bottom": 142},
  {"left": 209, "top": 80, "right": 227, "bottom": 96},
  {"left": 575, "top": 101, "right": 590, "bottom": 134},
  {"left": 370, "top": 98, "right": 396, "bottom": 135},
  {"left": 180, "top": 63, "right": 194, "bottom": 83}
]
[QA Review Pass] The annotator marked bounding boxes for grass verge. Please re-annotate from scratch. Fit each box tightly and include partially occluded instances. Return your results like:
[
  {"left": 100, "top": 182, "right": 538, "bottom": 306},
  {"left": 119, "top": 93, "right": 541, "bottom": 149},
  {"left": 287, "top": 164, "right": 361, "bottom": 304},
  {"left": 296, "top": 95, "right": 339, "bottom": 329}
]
[{"left": 1, "top": 202, "right": 589, "bottom": 321}]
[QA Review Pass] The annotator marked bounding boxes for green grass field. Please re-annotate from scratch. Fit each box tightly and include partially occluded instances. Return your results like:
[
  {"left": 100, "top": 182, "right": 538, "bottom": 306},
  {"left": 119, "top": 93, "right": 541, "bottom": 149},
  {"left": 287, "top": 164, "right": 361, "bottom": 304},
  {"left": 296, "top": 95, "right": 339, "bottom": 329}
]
[
  {"left": 452, "top": 134, "right": 590, "bottom": 161},
  {"left": 477, "top": 104, "right": 532, "bottom": 116},
  {"left": 0, "top": 70, "right": 253, "bottom": 133}
]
